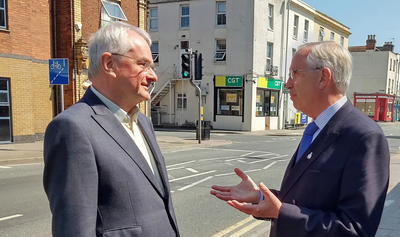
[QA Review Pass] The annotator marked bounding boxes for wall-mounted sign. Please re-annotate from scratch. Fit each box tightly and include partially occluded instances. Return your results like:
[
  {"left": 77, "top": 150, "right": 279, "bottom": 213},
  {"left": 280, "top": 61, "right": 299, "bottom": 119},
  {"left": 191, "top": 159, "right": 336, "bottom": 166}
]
[
  {"left": 226, "top": 93, "right": 237, "bottom": 103},
  {"left": 216, "top": 76, "right": 243, "bottom": 87},
  {"left": 258, "top": 77, "right": 281, "bottom": 90}
]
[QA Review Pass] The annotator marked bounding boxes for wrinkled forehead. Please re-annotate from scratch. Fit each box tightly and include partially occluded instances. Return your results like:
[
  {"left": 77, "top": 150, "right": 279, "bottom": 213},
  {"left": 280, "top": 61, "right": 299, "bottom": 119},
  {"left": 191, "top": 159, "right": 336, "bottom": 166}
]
[{"left": 290, "top": 48, "right": 310, "bottom": 69}]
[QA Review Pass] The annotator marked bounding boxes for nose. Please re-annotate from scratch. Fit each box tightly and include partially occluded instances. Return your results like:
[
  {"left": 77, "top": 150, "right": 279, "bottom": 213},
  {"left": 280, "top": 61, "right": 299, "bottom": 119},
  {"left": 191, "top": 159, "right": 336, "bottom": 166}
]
[
  {"left": 147, "top": 69, "right": 157, "bottom": 82},
  {"left": 286, "top": 77, "right": 293, "bottom": 89}
]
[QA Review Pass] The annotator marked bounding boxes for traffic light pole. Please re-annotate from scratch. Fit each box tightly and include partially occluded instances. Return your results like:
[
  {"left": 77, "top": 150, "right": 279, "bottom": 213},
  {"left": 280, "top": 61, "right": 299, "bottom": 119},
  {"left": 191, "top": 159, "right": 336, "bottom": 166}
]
[{"left": 186, "top": 49, "right": 202, "bottom": 144}]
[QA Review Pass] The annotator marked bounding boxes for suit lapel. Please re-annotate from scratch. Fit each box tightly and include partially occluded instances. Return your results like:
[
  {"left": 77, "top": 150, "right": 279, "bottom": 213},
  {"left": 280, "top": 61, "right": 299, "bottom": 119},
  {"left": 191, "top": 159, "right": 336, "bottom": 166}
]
[
  {"left": 83, "top": 89, "right": 165, "bottom": 197},
  {"left": 279, "top": 100, "right": 353, "bottom": 200}
]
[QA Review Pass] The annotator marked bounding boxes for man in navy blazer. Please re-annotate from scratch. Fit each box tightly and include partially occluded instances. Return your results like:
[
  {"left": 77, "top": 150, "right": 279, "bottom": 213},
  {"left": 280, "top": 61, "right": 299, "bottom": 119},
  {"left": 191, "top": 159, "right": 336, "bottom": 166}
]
[
  {"left": 211, "top": 41, "right": 390, "bottom": 237},
  {"left": 43, "top": 22, "right": 179, "bottom": 236}
]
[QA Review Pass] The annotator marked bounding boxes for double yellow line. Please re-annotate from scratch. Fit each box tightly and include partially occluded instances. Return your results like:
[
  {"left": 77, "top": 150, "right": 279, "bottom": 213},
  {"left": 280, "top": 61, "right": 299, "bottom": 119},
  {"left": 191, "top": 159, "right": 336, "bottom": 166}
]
[{"left": 212, "top": 216, "right": 271, "bottom": 237}]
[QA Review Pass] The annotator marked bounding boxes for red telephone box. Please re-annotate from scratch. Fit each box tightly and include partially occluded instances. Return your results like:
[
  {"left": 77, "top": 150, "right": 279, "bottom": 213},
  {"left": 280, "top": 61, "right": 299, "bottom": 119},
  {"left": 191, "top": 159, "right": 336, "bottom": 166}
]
[{"left": 353, "top": 93, "right": 395, "bottom": 122}]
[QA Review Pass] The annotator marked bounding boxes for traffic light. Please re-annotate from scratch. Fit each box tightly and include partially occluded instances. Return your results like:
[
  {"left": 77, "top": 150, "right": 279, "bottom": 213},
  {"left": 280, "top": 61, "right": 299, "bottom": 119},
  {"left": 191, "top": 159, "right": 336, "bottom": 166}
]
[
  {"left": 195, "top": 53, "right": 203, "bottom": 80},
  {"left": 181, "top": 53, "right": 191, "bottom": 78}
]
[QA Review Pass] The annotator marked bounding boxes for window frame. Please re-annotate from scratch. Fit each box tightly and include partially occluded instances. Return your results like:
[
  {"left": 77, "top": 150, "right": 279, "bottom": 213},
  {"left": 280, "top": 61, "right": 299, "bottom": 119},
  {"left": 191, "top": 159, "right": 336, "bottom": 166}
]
[
  {"left": 0, "top": 0, "right": 7, "bottom": 29},
  {"left": 330, "top": 32, "right": 335, "bottom": 41},
  {"left": 149, "top": 8, "right": 158, "bottom": 31},
  {"left": 303, "top": 20, "right": 309, "bottom": 42},
  {"left": 176, "top": 93, "right": 187, "bottom": 110},
  {"left": 319, "top": 27, "right": 325, "bottom": 42},
  {"left": 216, "top": 2, "right": 226, "bottom": 26},
  {"left": 151, "top": 42, "right": 159, "bottom": 63},
  {"left": 293, "top": 15, "right": 299, "bottom": 39},
  {"left": 214, "top": 39, "right": 226, "bottom": 62},
  {"left": 266, "top": 42, "right": 273, "bottom": 73},
  {"left": 268, "top": 4, "right": 274, "bottom": 30},
  {"left": 340, "top": 36, "right": 344, "bottom": 46},
  {"left": 180, "top": 5, "right": 190, "bottom": 28},
  {"left": 100, "top": 0, "right": 127, "bottom": 27}
]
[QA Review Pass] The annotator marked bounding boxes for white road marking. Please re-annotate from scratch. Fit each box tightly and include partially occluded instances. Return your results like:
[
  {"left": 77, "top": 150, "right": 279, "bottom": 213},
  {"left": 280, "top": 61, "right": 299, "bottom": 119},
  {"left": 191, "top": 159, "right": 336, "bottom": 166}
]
[
  {"left": 249, "top": 154, "right": 289, "bottom": 164},
  {"left": 0, "top": 166, "right": 11, "bottom": 169},
  {"left": 186, "top": 168, "right": 199, "bottom": 173},
  {"left": 178, "top": 176, "right": 213, "bottom": 191},
  {"left": 169, "top": 170, "right": 217, "bottom": 182},
  {"left": 0, "top": 214, "right": 23, "bottom": 222},
  {"left": 263, "top": 161, "right": 278, "bottom": 170},
  {"left": 166, "top": 160, "right": 196, "bottom": 168},
  {"left": 167, "top": 167, "right": 185, "bottom": 171},
  {"left": 8, "top": 162, "right": 43, "bottom": 167}
]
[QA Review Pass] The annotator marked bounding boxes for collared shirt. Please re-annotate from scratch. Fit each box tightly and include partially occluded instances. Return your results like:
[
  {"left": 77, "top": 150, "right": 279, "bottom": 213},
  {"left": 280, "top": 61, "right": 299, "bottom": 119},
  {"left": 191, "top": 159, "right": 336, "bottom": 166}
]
[
  {"left": 90, "top": 86, "right": 164, "bottom": 195},
  {"left": 312, "top": 95, "right": 347, "bottom": 141}
]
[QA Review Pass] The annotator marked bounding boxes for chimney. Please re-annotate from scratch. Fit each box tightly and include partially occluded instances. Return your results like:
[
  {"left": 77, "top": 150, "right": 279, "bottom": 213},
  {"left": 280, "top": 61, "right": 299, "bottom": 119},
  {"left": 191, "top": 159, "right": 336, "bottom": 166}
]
[
  {"left": 366, "top": 35, "right": 376, "bottom": 50},
  {"left": 382, "top": 42, "right": 394, "bottom": 52}
]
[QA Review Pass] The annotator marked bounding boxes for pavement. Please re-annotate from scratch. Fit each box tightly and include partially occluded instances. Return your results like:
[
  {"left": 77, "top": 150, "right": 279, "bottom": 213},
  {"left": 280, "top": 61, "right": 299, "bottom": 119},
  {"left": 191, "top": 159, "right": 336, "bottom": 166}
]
[{"left": 0, "top": 126, "right": 399, "bottom": 236}]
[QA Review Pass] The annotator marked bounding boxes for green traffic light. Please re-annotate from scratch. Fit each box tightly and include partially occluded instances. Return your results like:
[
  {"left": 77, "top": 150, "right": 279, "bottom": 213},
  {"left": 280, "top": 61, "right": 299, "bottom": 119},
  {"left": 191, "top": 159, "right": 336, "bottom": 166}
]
[{"left": 183, "top": 72, "right": 188, "bottom": 77}]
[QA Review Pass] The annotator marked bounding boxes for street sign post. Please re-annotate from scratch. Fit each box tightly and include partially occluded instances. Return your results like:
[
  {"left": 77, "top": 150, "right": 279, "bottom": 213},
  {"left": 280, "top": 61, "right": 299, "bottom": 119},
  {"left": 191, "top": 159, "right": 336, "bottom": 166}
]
[{"left": 49, "top": 59, "right": 69, "bottom": 111}]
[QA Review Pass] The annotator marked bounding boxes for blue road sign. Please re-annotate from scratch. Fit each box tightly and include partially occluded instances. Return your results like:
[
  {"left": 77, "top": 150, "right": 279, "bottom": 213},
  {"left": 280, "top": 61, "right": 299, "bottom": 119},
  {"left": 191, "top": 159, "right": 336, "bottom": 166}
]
[
  {"left": 49, "top": 59, "right": 69, "bottom": 85},
  {"left": 300, "top": 113, "right": 308, "bottom": 124}
]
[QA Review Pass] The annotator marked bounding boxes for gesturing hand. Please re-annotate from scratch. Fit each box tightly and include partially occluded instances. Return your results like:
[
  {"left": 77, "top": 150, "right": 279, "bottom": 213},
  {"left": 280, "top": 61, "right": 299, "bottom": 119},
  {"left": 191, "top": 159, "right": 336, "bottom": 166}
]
[
  {"left": 210, "top": 168, "right": 260, "bottom": 204},
  {"left": 227, "top": 182, "right": 282, "bottom": 219}
]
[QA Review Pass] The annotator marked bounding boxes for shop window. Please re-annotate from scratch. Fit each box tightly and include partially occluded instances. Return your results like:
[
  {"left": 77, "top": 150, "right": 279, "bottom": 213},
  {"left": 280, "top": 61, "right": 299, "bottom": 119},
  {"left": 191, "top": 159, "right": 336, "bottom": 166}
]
[
  {"left": 256, "top": 89, "right": 279, "bottom": 117},
  {"left": 217, "top": 89, "right": 243, "bottom": 116}
]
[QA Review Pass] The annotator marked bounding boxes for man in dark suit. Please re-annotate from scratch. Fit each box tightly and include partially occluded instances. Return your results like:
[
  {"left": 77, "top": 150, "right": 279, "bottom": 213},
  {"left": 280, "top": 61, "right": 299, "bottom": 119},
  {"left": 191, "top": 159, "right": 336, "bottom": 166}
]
[
  {"left": 43, "top": 22, "right": 180, "bottom": 236},
  {"left": 211, "top": 41, "right": 389, "bottom": 237}
]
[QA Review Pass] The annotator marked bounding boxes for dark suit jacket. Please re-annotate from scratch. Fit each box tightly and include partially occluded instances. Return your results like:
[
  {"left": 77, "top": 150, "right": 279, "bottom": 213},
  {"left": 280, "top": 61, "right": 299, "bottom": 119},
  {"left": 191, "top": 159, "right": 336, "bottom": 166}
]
[
  {"left": 269, "top": 100, "right": 390, "bottom": 237},
  {"left": 43, "top": 88, "right": 179, "bottom": 237}
]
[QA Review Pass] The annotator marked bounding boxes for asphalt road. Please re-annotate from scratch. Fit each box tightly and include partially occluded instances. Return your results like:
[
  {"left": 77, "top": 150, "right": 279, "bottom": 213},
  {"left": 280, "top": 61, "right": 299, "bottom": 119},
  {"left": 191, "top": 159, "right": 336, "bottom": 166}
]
[{"left": 0, "top": 123, "right": 399, "bottom": 237}]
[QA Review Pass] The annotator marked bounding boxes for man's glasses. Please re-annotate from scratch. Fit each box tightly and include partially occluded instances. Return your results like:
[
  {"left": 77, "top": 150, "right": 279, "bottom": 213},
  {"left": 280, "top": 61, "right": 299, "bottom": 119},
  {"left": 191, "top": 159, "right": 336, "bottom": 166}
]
[
  {"left": 111, "top": 53, "right": 156, "bottom": 73},
  {"left": 288, "top": 68, "right": 321, "bottom": 79}
]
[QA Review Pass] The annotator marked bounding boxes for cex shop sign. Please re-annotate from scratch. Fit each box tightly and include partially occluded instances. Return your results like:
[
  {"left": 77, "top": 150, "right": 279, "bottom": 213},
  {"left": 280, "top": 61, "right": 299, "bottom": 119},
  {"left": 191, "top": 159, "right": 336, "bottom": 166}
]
[{"left": 216, "top": 76, "right": 243, "bottom": 87}]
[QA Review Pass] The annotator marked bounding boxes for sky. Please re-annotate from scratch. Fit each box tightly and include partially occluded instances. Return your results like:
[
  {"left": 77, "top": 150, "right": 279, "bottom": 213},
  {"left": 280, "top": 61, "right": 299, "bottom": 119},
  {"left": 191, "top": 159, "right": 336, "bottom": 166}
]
[{"left": 301, "top": 0, "right": 400, "bottom": 53}]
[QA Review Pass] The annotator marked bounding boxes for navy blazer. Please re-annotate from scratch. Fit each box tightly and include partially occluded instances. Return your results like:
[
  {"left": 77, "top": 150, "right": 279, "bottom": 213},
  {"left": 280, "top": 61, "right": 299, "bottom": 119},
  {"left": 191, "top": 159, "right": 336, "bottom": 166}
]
[
  {"left": 43, "top": 88, "right": 179, "bottom": 237},
  {"left": 269, "top": 100, "right": 390, "bottom": 237}
]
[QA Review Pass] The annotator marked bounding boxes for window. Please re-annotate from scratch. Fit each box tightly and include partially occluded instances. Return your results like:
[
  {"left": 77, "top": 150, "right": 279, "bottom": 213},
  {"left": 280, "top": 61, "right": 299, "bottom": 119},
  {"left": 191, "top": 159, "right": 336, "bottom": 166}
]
[
  {"left": 0, "top": 78, "right": 11, "bottom": 142},
  {"left": 101, "top": 0, "right": 127, "bottom": 27},
  {"left": 266, "top": 43, "right": 273, "bottom": 73},
  {"left": 390, "top": 59, "right": 392, "bottom": 71},
  {"left": 330, "top": 32, "right": 335, "bottom": 41},
  {"left": 0, "top": 0, "right": 6, "bottom": 29},
  {"left": 303, "top": 20, "right": 309, "bottom": 42},
  {"left": 292, "top": 48, "right": 297, "bottom": 58},
  {"left": 268, "top": 4, "right": 274, "bottom": 30},
  {"left": 216, "top": 2, "right": 226, "bottom": 26},
  {"left": 293, "top": 15, "right": 299, "bottom": 39},
  {"left": 340, "top": 36, "right": 344, "bottom": 46},
  {"left": 177, "top": 93, "right": 187, "bottom": 109},
  {"left": 180, "top": 5, "right": 189, "bottom": 28},
  {"left": 151, "top": 42, "right": 159, "bottom": 63},
  {"left": 214, "top": 39, "right": 226, "bottom": 61},
  {"left": 255, "top": 89, "right": 279, "bottom": 117},
  {"left": 319, "top": 27, "right": 325, "bottom": 42},
  {"left": 217, "top": 89, "right": 243, "bottom": 116},
  {"left": 149, "top": 8, "right": 158, "bottom": 31}
]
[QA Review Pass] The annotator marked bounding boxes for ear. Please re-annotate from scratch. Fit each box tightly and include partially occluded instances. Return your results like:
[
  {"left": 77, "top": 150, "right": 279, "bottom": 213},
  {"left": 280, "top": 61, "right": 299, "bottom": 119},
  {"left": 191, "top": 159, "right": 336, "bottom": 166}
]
[
  {"left": 318, "top": 67, "right": 332, "bottom": 90},
  {"left": 101, "top": 52, "right": 117, "bottom": 78}
]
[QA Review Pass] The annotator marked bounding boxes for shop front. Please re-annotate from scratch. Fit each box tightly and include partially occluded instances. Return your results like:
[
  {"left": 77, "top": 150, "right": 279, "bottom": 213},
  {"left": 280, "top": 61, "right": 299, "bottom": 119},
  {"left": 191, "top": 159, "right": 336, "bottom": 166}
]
[
  {"left": 213, "top": 75, "right": 244, "bottom": 130},
  {"left": 354, "top": 93, "right": 395, "bottom": 122},
  {"left": 255, "top": 77, "right": 281, "bottom": 130}
]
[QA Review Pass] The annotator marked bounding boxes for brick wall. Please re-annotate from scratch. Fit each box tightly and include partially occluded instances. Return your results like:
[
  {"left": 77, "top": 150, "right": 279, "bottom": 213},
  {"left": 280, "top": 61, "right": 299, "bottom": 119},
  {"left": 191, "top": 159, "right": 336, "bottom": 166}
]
[{"left": 0, "top": 0, "right": 53, "bottom": 143}]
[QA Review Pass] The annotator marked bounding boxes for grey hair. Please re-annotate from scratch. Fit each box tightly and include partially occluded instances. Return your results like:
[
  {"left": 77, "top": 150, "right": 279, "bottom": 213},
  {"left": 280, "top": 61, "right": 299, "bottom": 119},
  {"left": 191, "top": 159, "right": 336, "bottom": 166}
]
[
  {"left": 88, "top": 22, "right": 152, "bottom": 79},
  {"left": 298, "top": 41, "right": 353, "bottom": 94}
]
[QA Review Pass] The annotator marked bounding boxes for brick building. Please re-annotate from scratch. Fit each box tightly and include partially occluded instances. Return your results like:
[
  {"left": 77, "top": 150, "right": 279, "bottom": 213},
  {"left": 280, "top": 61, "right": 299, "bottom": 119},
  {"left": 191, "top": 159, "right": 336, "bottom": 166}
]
[
  {"left": 0, "top": 0, "right": 53, "bottom": 143},
  {"left": 0, "top": 0, "right": 149, "bottom": 143}
]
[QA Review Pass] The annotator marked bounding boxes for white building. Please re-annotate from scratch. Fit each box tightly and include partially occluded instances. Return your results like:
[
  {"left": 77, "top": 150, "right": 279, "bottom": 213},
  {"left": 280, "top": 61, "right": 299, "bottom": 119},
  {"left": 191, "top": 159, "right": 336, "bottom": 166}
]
[{"left": 148, "top": 0, "right": 350, "bottom": 131}]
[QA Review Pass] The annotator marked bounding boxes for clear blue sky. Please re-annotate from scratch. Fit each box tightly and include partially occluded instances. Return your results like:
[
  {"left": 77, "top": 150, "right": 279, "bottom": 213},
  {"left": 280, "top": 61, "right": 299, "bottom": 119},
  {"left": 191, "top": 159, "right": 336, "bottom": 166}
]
[{"left": 301, "top": 0, "right": 400, "bottom": 52}]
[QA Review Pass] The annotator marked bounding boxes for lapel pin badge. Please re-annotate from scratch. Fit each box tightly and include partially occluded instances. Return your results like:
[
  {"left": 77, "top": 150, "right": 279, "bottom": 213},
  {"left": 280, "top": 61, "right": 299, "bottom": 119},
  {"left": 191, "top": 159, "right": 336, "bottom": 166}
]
[{"left": 307, "top": 152, "right": 313, "bottom": 159}]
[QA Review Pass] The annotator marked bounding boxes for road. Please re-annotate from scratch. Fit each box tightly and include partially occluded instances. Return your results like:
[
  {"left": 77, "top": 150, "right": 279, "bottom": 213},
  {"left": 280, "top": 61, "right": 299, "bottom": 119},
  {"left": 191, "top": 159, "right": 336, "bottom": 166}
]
[{"left": 0, "top": 123, "right": 399, "bottom": 237}]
